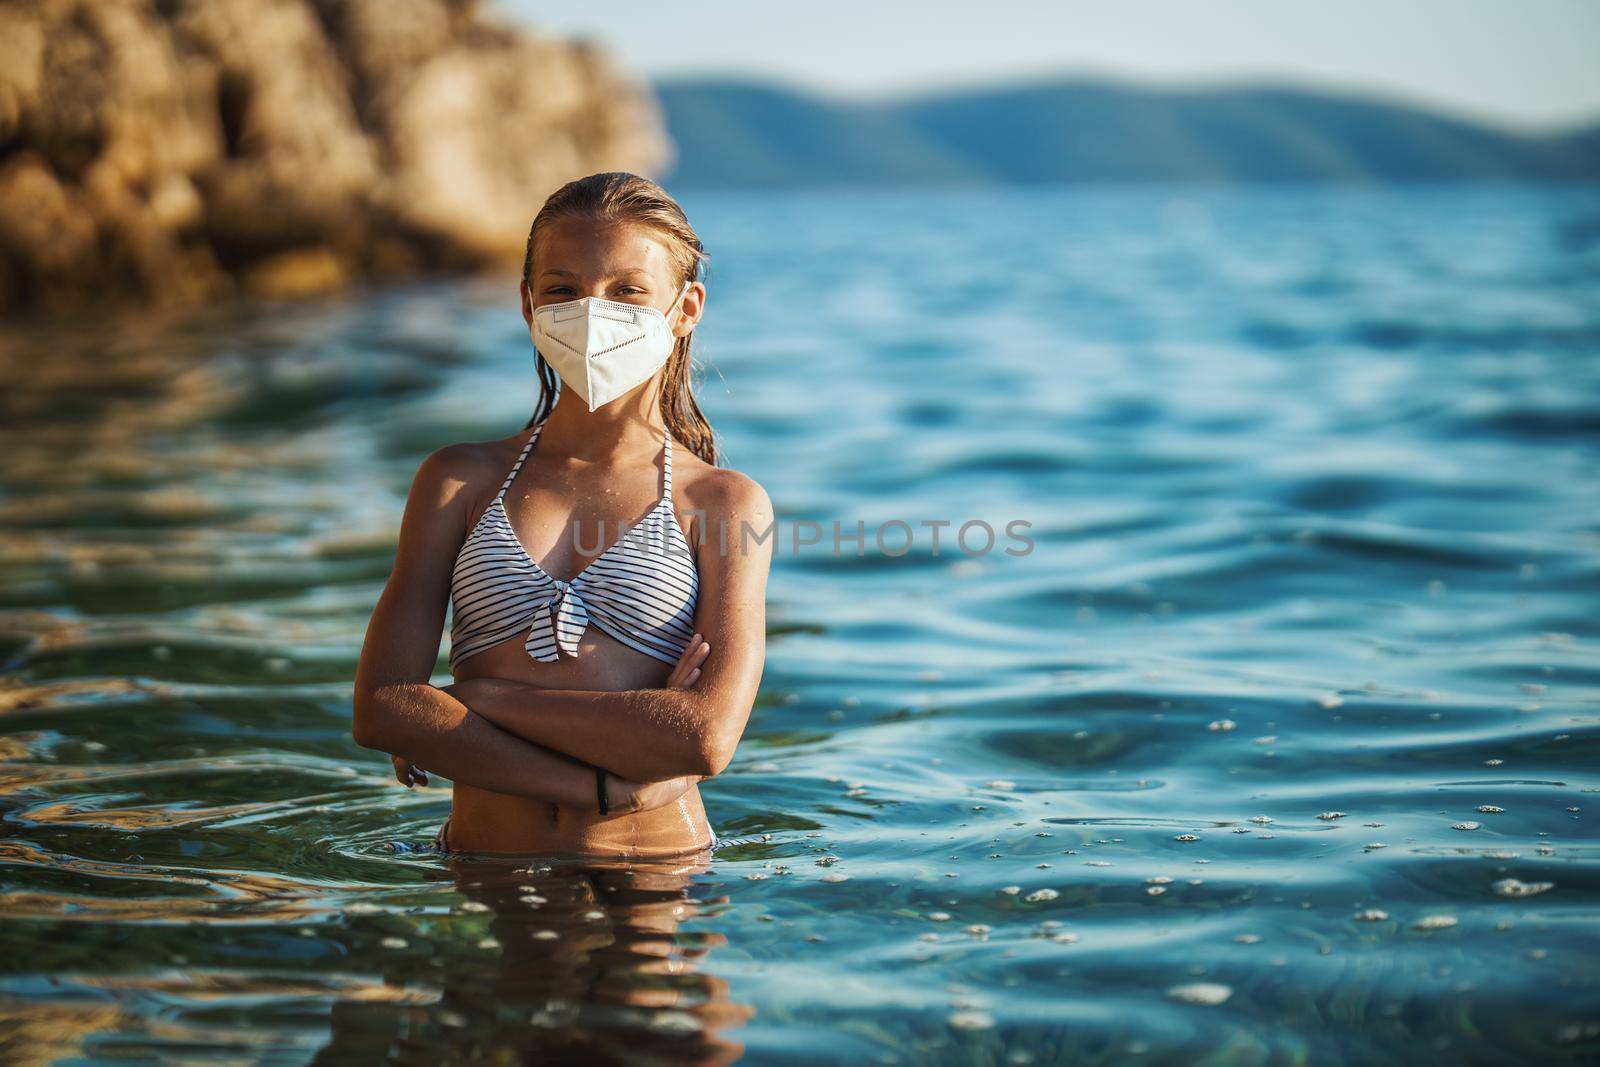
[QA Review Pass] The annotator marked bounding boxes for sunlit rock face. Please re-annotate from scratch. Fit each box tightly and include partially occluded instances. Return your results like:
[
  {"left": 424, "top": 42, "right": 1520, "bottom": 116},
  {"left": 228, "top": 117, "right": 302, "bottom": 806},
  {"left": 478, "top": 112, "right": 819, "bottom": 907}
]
[{"left": 0, "top": 0, "right": 671, "bottom": 315}]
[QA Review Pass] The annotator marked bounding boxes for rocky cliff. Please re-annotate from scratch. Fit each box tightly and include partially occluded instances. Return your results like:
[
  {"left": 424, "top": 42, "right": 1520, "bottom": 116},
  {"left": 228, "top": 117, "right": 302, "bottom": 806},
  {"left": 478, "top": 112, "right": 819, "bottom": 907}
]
[{"left": 0, "top": 0, "right": 672, "bottom": 315}]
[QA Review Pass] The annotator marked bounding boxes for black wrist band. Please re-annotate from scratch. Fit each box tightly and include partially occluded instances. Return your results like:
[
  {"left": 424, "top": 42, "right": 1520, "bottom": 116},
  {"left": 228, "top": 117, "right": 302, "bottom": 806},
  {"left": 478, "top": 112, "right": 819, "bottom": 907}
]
[{"left": 596, "top": 766, "right": 609, "bottom": 815}]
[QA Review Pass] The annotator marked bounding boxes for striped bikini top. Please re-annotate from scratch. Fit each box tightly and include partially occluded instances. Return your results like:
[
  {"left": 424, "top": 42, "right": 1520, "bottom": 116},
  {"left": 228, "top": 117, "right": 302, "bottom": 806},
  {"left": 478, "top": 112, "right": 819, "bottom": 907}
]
[{"left": 448, "top": 419, "right": 699, "bottom": 671}]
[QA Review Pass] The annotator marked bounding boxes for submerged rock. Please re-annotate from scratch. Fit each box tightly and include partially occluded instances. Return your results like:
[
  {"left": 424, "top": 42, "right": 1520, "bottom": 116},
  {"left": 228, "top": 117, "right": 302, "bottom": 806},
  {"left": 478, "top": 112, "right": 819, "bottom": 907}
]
[{"left": 0, "top": 0, "right": 670, "bottom": 315}]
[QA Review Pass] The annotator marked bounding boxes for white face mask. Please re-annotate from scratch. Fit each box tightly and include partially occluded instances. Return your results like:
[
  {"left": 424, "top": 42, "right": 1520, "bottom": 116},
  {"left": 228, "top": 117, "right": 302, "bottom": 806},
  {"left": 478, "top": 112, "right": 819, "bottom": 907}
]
[{"left": 530, "top": 279, "right": 693, "bottom": 412}]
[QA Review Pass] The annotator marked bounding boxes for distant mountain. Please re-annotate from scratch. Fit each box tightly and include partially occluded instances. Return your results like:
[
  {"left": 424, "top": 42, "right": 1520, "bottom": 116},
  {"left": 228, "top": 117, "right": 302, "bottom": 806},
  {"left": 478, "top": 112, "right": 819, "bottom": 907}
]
[{"left": 652, "top": 76, "right": 1600, "bottom": 187}]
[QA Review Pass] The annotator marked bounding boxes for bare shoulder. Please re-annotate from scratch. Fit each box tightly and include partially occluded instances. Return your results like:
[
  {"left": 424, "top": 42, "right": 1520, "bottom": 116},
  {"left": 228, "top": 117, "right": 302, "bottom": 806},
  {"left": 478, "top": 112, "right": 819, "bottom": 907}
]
[
  {"left": 413, "top": 430, "right": 528, "bottom": 505},
  {"left": 673, "top": 447, "right": 773, "bottom": 522},
  {"left": 673, "top": 446, "right": 774, "bottom": 576}
]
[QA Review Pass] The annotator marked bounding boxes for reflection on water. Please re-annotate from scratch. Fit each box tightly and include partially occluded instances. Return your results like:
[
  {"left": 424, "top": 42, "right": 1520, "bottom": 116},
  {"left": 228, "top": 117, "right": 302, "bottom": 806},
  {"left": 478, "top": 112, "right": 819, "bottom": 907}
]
[
  {"left": 1, "top": 184, "right": 1599, "bottom": 1064},
  {"left": 315, "top": 855, "right": 750, "bottom": 1065}
]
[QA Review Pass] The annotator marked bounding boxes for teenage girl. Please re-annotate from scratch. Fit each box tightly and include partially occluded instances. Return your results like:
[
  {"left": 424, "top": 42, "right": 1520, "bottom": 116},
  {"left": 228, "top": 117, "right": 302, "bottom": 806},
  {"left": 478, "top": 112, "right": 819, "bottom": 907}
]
[{"left": 353, "top": 172, "right": 773, "bottom": 859}]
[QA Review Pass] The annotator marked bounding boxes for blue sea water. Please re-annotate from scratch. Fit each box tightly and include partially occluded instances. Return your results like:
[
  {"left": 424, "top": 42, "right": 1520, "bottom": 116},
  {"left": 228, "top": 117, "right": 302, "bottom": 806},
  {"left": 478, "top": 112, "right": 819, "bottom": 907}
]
[{"left": 0, "top": 183, "right": 1597, "bottom": 1064}]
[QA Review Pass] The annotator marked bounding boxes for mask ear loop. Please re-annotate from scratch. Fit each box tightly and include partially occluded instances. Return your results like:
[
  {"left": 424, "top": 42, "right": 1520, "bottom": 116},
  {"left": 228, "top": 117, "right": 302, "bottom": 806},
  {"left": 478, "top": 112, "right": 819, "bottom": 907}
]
[{"left": 664, "top": 278, "right": 692, "bottom": 330}]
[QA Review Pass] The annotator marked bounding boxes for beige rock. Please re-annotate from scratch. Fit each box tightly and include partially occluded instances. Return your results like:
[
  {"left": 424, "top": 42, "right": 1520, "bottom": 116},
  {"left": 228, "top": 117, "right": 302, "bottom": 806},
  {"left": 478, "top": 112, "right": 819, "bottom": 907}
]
[{"left": 0, "top": 0, "right": 669, "bottom": 315}]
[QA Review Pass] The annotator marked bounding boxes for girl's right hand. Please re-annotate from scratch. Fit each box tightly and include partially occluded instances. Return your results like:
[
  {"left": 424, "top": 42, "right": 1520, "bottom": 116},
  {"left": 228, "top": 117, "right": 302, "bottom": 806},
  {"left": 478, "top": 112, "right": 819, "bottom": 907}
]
[
  {"left": 665, "top": 633, "right": 710, "bottom": 688},
  {"left": 608, "top": 773, "right": 701, "bottom": 814},
  {"left": 592, "top": 635, "right": 709, "bottom": 813}
]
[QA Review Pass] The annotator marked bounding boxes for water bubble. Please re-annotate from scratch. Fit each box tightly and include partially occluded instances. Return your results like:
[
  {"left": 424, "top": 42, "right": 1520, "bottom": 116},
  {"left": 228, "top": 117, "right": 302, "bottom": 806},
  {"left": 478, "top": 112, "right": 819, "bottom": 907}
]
[
  {"left": 1452, "top": 822, "right": 1481, "bottom": 831},
  {"left": 1354, "top": 909, "right": 1389, "bottom": 922},
  {"left": 928, "top": 911, "right": 953, "bottom": 921},
  {"left": 1024, "top": 889, "right": 1059, "bottom": 903},
  {"left": 1207, "top": 720, "right": 1236, "bottom": 732},
  {"left": 1318, "top": 812, "right": 1347, "bottom": 821},
  {"left": 380, "top": 936, "right": 408, "bottom": 949},
  {"left": 1492, "top": 878, "right": 1553, "bottom": 898},
  {"left": 1477, "top": 805, "right": 1504, "bottom": 814},
  {"left": 948, "top": 1009, "right": 995, "bottom": 1030},
  {"left": 1175, "top": 834, "right": 1199, "bottom": 842},
  {"left": 1166, "top": 982, "right": 1232, "bottom": 1006},
  {"left": 1413, "top": 915, "right": 1459, "bottom": 931},
  {"left": 820, "top": 872, "right": 850, "bottom": 883}
]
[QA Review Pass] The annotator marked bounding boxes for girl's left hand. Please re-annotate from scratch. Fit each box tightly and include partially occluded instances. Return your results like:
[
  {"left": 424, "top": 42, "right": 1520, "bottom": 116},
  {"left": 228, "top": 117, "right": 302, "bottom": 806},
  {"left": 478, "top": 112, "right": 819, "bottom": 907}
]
[
  {"left": 392, "top": 754, "right": 428, "bottom": 788},
  {"left": 394, "top": 680, "right": 466, "bottom": 787}
]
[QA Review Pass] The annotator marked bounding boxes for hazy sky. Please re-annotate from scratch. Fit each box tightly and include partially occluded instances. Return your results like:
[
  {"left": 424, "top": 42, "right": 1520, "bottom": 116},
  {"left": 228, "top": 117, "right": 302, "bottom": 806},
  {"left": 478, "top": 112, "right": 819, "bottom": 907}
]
[{"left": 495, "top": 0, "right": 1600, "bottom": 131}]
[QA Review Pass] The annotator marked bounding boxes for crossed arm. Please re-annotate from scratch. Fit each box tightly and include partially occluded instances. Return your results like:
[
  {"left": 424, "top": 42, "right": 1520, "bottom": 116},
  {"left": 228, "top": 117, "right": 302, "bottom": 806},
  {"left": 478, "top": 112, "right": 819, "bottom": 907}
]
[{"left": 350, "top": 441, "right": 773, "bottom": 804}]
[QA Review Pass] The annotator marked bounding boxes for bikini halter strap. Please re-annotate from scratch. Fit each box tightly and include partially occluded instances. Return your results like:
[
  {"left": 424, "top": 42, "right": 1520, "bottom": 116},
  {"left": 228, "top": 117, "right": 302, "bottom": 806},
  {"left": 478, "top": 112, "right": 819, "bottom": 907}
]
[
  {"left": 497, "top": 422, "right": 543, "bottom": 500},
  {"left": 662, "top": 427, "right": 673, "bottom": 499}
]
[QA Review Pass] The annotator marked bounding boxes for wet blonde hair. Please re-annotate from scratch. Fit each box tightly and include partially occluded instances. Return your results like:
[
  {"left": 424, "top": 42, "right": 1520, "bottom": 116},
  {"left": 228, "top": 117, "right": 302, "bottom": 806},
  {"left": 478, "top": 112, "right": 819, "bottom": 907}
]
[{"left": 521, "top": 172, "right": 717, "bottom": 465}]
